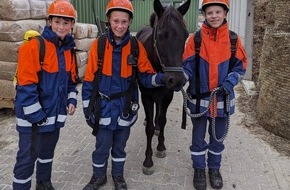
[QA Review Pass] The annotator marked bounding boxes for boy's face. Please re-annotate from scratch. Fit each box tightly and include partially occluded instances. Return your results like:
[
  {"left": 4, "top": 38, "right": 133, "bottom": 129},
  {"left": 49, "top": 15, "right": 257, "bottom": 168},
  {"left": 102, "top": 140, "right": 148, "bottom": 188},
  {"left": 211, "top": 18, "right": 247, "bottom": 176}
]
[
  {"left": 204, "top": 5, "right": 227, "bottom": 28},
  {"left": 50, "top": 17, "right": 74, "bottom": 40},
  {"left": 108, "top": 11, "right": 131, "bottom": 41}
]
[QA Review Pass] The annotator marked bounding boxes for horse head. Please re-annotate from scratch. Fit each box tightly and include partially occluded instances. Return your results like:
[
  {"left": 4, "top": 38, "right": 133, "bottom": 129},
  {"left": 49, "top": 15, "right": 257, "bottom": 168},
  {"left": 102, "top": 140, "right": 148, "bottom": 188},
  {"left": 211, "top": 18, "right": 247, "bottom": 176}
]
[{"left": 150, "top": 0, "right": 191, "bottom": 90}]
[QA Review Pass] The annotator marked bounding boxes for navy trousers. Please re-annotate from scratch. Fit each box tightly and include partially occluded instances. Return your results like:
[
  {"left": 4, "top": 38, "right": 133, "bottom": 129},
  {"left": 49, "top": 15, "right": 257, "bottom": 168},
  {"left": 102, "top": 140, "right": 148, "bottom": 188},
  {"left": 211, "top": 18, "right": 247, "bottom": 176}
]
[
  {"left": 92, "top": 127, "right": 131, "bottom": 177},
  {"left": 190, "top": 116, "right": 227, "bottom": 169},
  {"left": 13, "top": 129, "right": 60, "bottom": 190}
]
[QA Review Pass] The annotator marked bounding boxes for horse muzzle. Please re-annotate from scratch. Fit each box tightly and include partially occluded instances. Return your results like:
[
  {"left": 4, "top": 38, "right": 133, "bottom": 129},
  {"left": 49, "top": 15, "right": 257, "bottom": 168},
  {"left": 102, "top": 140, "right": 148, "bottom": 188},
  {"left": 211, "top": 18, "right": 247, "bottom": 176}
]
[{"left": 163, "top": 68, "right": 185, "bottom": 90}]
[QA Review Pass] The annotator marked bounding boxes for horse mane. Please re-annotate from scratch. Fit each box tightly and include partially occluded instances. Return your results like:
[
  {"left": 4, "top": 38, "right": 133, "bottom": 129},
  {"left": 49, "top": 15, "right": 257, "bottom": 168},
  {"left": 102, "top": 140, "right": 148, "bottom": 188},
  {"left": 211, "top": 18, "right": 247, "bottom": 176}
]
[
  {"left": 149, "top": 6, "right": 187, "bottom": 30},
  {"left": 149, "top": 13, "right": 156, "bottom": 27}
]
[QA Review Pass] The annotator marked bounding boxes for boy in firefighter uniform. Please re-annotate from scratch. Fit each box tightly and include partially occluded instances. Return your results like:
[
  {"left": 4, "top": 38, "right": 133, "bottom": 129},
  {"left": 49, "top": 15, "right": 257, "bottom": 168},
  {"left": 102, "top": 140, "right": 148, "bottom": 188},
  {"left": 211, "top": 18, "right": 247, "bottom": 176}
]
[
  {"left": 182, "top": 0, "right": 248, "bottom": 189},
  {"left": 13, "top": 0, "right": 78, "bottom": 189},
  {"left": 81, "top": 0, "right": 166, "bottom": 190}
]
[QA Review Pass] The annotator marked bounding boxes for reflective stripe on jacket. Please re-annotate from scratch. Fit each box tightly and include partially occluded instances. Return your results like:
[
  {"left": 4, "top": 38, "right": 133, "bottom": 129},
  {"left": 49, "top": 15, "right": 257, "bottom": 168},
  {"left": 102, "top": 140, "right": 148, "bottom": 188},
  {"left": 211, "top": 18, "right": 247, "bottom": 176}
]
[
  {"left": 15, "top": 26, "right": 78, "bottom": 133},
  {"left": 182, "top": 22, "right": 247, "bottom": 117},
  {"left": 82, "top": 30, "right": 162, "bottom": 129}
]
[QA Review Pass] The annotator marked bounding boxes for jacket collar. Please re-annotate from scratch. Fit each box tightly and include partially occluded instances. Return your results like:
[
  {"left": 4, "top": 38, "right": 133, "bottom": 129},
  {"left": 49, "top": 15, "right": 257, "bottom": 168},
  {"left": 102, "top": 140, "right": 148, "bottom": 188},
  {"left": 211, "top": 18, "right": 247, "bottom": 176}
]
[
  {"left": 42, "top": 26, "right": 75, "bottom": 50},
  {"left": 107, "top": 28, "right": 131, "bottom": 47},
  {"left": 202, "top": 20, "right": 229, "bottom": 38}
]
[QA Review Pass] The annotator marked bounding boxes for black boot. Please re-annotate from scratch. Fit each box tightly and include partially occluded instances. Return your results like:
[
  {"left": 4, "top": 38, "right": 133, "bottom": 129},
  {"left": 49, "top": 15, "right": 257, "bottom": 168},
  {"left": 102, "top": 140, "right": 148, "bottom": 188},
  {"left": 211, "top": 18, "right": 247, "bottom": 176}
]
[
  {"left": 83, "top": 174, "right": 107, "bottom": 190},
  {"left": 209, "top": 168, "right": 223, "bottom": 189},
  {"left": 112, "top": 175, "right": 127, "bottom": 190},
  {"left": 36, "top": 180, "right": 55, "bottom": 190},
  {"left": 193, "top": 169, "right": 206, "bottom": 190}
]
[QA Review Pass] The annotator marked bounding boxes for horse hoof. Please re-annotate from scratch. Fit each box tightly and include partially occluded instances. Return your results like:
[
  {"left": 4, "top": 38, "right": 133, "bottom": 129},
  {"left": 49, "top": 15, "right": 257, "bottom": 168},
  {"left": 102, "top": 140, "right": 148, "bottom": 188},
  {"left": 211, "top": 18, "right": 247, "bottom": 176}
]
[
  {"left": 143, "top": 166, "right": 154, "bottom": 175},
  {"left": 154, "top": 129, "right": 160, "bottom": 136},
  {"left": 156, "top": 150, "right": 166, "bottom": 158}
]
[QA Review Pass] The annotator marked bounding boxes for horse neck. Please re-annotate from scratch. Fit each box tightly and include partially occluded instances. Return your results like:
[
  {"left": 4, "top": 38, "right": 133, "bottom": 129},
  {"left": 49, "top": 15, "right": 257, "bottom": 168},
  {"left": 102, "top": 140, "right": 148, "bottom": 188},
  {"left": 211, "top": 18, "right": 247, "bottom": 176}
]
[
  {"left": 149, "top": 49, "right": 163, "bottom": 72},
  {"left": 137, "top": 27, "right": 163, "bottom": 72}
]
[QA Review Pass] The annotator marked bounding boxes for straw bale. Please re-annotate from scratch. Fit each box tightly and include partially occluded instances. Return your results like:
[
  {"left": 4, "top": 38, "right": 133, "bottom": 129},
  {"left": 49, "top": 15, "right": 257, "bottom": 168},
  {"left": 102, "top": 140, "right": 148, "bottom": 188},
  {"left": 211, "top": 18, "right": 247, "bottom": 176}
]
[
  {"left": 0, "top": 61, "right": 17, "bottom": 81},
  {"left": 87, "top": 24, "right": 98, "bottom": 38},
  {"left": 75, "top": 51, "right": 88, "bottom": 68},
  {"left": 256, "top": 0, "right": 290, "bottom": 139},
  {"left": 253, "top": 0, "right": 271, "bottom": 84},
  {"left": 0, "top": 79, "right": 16, "bottom": 99},
  {"left": 0, "top": 41, "right": 22, "bottom": 62},
  {"left": 74, "top": 38, "right": 95, "bottom": 52},
  {"left": 45, "top": 0, "right": 53, "bottom": 9},
  {"left": 73, "top": 23, "right": 89, "bottom": 39},
  {"left": 0, "top": 0, "right": 31, "bottom": 21},
  {"left": 77, "top": 62, "right": 87, "bottom": 80},
  {"left": 30, "top": 0, "right": 47, "bottom": 19},
  {"left": 0, "top": 20, "right": 46, "bottom": 42},
  {"left": 0, "top": 98, "right": 14, "bottom": 109},
  {"left": 257, "top": 31, "right": 290, "bottom": 139},
  {"left": 273, "top": 1, "right": 290, "bottom": 33}
]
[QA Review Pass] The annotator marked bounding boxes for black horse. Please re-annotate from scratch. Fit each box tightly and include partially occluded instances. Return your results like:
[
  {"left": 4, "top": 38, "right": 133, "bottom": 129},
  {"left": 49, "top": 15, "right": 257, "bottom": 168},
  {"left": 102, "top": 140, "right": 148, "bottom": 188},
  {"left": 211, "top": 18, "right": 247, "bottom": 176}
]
[{"left": 136, "top": 0, "right": 191, "bottom": 175}]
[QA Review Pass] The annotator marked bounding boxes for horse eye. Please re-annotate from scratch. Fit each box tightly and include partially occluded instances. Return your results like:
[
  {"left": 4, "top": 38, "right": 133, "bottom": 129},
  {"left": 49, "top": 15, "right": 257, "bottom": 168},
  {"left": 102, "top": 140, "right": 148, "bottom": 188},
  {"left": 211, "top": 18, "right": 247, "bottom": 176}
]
[{"left": 157, "top": 32, "right": 168, "bottom": 39}]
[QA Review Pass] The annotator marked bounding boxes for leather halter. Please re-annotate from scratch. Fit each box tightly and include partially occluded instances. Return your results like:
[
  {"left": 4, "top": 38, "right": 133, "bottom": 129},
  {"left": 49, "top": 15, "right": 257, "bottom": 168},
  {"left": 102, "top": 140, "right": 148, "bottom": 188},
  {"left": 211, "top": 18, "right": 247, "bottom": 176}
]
[{"left": 152, "top": 14, "right": 184, "bottom": 73}]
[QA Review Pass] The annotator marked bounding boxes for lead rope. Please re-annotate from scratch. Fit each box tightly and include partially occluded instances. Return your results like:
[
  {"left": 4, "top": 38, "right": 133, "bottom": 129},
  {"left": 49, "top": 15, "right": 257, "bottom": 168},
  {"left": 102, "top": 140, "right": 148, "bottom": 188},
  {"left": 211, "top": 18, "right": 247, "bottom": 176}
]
[
  {"left": 181, "top": 87, "right": 230, "bottom": 142},
  {"left": 211, "top": 91, "right": 231, "bottom": 142}
]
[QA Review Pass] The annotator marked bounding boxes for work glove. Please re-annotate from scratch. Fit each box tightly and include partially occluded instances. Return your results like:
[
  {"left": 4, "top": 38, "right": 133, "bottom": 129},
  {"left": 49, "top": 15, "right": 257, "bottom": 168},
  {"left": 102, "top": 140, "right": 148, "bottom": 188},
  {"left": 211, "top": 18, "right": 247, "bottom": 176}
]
[
  {"left": 218, "top": 86, "right": 229, "bottom": 95},
  {"left": 219, "top": 81, "right": 234, "bottom": 95}
]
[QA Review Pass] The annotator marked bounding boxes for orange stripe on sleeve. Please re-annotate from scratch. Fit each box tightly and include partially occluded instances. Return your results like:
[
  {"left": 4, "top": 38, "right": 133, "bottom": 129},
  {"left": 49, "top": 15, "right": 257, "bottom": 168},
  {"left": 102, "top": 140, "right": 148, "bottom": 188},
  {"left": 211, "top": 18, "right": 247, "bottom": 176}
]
[
  {"left": 137, "top": 41, "right": 156, "bottom": 74},
  {"left": 84, "top": 39, "right": 98, "bottom": 81},
  {"left": 236, "top": 38, "right": 248, "bottom": 70},
  {"left": 182, "top": 34, "right": 195, "bottom": 61},
  {"left": 17, "top": 39, "right": 42, "bottom": 85}
]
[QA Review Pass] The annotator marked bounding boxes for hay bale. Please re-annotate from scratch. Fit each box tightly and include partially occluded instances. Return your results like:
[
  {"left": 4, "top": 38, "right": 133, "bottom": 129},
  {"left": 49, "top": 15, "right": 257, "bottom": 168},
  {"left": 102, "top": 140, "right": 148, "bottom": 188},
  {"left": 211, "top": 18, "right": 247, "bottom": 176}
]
[
  {"left": 257, "top": 0, "right": 290, "bottom": 140},
  {"left": 252, "top": 0, "right": 271, "bottom": 85},
  {"left": 273, "top": 1, "right": 290, "bottom": 33},
  {"left": 0, "top": 98, "right": 15, "bottom": 109},
  {"left": 45, "top": 0, "right": 53, "bottom": 9},
  {"left": 30, "top": 0, "right": 47, "bottom": 19},
  {"left": 75, "top": 51, "right": 88, "bottom": 68},
  {"left": 0, "top": 79, "right": 16, "bottom": 99},
  {"left": 0, "top": 61, "right": 17, "bottom": 81},
  {"left": 0, "top": 41, "right": 22, "bottom": 62},
  {"left": 0, "top": 0, "right": 31, "bottom": 21},
  {"left": 74, "top": 38, "right": 95, "bottom": 52},
  {"left": 0, "top": 20, "right": 46, "bottom": 42},
  {"left": 77, "top": 62, "right": 87, "bottom": 80},
  {"left": 87, "top": 24, "right": 98, "bottom": 38},
  {"left": 257, "top": 30, "right": 290, "bottom": 139},
  {"left": 73, "top": 23, "right": 89, "bottom": 39}
]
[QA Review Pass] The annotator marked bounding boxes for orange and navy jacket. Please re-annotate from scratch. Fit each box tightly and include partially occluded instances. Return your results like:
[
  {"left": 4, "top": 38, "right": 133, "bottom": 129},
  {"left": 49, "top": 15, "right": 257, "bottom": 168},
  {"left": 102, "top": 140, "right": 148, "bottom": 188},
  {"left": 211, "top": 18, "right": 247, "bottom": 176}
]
[
  {"left": 15, "top": 26, "right": 78, "bottom": 133},
  {"left": 82, "top": 30, "right": 164, "bottom": 130},
  {"left": 182, "top": 21, "right": 247, "bottom": 117}
]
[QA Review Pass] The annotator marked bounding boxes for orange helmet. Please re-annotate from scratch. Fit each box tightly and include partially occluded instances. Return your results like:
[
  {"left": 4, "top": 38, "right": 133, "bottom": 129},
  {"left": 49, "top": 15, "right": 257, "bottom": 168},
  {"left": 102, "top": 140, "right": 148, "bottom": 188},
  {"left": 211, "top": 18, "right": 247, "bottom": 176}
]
[
  {"left": 201, "top": 0, "right": 230, "bottom": 12},
  {"left": 48, "top": 0, "right": 77, "bottom": 20},
  {"left": 105, "top": 0, "right": 134, "bottom": 18}
]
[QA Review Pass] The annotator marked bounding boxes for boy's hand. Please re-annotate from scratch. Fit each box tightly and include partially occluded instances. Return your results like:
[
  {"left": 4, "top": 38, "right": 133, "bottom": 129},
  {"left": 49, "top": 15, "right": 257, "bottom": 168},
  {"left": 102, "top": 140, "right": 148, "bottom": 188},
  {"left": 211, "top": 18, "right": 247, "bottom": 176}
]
[{"left": 67, "top": 103, "right": 76, "bottom": 115}]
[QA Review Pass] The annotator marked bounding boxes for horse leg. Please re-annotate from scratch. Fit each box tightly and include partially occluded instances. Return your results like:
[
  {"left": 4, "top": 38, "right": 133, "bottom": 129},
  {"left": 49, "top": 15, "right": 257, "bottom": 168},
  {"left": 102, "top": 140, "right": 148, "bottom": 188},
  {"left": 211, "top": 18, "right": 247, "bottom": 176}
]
[
  {"left": 155, "top": 92, "right": 174, "bottom": 158},
  {"left": 141, "top": 95, "right": 155, "bottom": 175},
  {"left": 154, "top": 103, "right": 160, "bottom": 136}
]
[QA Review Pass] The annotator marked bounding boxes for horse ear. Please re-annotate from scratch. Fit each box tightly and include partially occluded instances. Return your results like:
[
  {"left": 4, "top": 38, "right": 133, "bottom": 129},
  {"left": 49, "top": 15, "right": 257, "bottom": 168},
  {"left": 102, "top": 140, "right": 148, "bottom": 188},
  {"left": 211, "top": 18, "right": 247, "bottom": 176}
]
[
  {"left": 177, "top": 0, "right": 191, "bottom": 16},
  {"left": 154, "top": 0, "right": 165, "bottom": 18}
]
